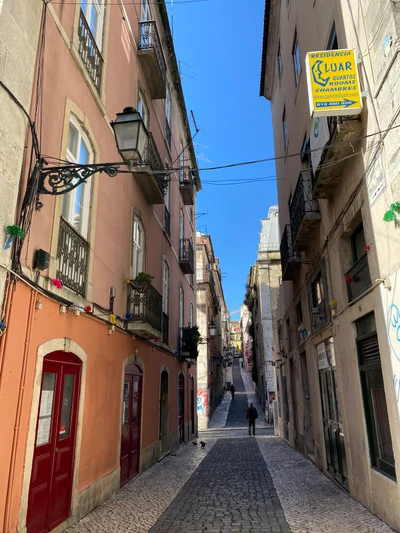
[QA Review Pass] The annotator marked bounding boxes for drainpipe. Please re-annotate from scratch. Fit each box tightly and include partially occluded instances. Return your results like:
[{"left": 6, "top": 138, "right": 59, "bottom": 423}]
[{"left": 3, "top": 287, "right": 37, "bottom": 532}]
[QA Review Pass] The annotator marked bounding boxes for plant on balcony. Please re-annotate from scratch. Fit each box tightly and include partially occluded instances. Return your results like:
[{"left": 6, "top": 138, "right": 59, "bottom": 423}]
[
  {"left": 181, "top": 325, "right": 201, "bottom": 358},
  {"left": 134, "top": 272, "right": 154, "bottom": 283}
]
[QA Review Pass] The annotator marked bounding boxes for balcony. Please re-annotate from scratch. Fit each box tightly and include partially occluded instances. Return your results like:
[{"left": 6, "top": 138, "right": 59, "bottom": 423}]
[
  {"left": 56, "top": 217, "right": 89, "bottom": 297},
  {"left": 126, "top": 279, "right": 162, "bottom": 338},
  {"left": 138, "top": 21, "right": 167, "bottom": 99},
  {"left": 133, "top": 133, "right": 166, "bottom": 204},
  {"left": 162, "top": 312, "right": 169, "bottom": 344},
  {"left": 164, "top": 206, "right": 171, "bottom": 238},
  {"left": 312, "top": 117, "right": 363, "bottom": 199},
  {"left": 179, "top": 171, "right": 195, "bottom": 205},
  {"left": 280, "top": 225, "right": 301, "bottom": 280},
  {"left": 179, "top": 327, "right": 199, "bottom": 360},
  {"left": 290, "top": 171, "right": 320, "bottom": 251},
  {"left": 345, "top": 254, "right": 372, "bottom": 302},
  {"left": 78, "top": 10, "right": 103, "bottom": 93},
  {"left": 179, "top": 239, "right": 194, "bottom": 274}
]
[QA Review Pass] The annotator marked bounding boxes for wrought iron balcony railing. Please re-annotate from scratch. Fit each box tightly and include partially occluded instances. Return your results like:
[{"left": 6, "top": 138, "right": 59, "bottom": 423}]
[
  {"left": 179, "top": 171, "right": 195, "bottom": 205},
  {"left": 345, "top": 254, "right": 372, "bottom": 302},
  {"left": 78, "top": 9, "right": 103, "bottom": 92},
  {"left": 280, "top": 225, "right": 301, "bottom": 280},
  {"left": 162, "top": 311, "right": 169, "bottom": 344},
  {"left": 289, "top": 171, "right": 320, "bottom": 249},
  {"left": 179, "top": 327, "right": 199, "bottom": 359},
  {"left": 179, "top": 239, "right": 195, "bottom": 274},
  {"left": 127, "top": 279, "right": 162, "bottom": 332},
  {"left": 164, "top": 206, "right": 171, "bottom": 238},
  {"left": 56, "top": 217, "right": 89, "bottom": 297},
  {"left": 139, "top": 21, "right": 167, "bottom": 91},
  {"left": 141, "top": 132, "right": 167, "bottom": 190}
]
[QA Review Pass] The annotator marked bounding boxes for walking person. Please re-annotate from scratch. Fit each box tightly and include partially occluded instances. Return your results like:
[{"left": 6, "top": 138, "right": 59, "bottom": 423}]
[
  {"left": 246, "top": 402, "right": 258, "bottom": 435},
  {"left": 230, "top": 383, "right": 235, "bottom": 399}
]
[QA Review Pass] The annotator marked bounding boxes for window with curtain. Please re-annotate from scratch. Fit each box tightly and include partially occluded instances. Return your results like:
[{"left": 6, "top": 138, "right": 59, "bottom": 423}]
[
  {"left": 62, "top": 117, "right": 93, "bottom": 239},
  {"left": 131, "top": 215, "right": 144, "bottom": 279}
]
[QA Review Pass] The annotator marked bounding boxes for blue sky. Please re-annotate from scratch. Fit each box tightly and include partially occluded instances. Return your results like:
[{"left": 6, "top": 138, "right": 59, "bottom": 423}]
[{"left": 168, "top": 0, "right": 277, "bottom": 318}]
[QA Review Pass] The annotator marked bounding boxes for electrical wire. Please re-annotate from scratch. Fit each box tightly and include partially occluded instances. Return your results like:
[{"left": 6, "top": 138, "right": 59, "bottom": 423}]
[{"left": 50, "top": 0, "right": 209, "bottom": 4}]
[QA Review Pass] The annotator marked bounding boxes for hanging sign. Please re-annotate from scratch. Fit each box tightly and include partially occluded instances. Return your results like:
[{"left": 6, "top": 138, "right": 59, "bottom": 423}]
[{"left": 306, "top": 49, "right": 363, "bottom": 117}]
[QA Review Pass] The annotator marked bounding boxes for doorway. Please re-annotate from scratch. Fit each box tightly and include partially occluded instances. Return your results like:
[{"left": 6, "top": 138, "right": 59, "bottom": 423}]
[
  {"left": 159, "top": 370, "right": 169, "bottom": 452},
  {"left": 27, "top": 352, "right": 81, "bottom": 533},
  {"left": 281, "top": 364, "right": 290, "bottom": 441},
  {"left": 178, "top": 374, "right": 184, "bottom": 444},
  {"left": 190, "top": 376, "right": 195, "bottom": 436},
  {"left": 319, "top": 367, "right": 348, "bottom": 488},
  {"left": 300, "top": 352, "right": 315, "bottom": 458},
  {"left": 289, "top": 358, "right": 298, "bottom": 447},
  {"left": 120, "top": 364, "right": 143, "bottom": 487}
]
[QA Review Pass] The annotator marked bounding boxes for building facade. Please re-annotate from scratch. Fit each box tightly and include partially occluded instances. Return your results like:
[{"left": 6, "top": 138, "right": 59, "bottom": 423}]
[
  {"left": 260, "top": 0, "right": 400, "bottom": 528},
  {"left": 0, "top": 1, "right": 200, "bottom": 532},
  {"left": 196, "top": 233, "right": 227, "bottom": 428},
  {"left": 248, "top": 207, "right": 281, "bottom": 423}
]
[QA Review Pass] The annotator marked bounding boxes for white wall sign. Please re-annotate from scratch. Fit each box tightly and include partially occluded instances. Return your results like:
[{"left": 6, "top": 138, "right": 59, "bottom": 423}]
[{"left": 317, "top": 342, "right": 329, "bottom": 370}]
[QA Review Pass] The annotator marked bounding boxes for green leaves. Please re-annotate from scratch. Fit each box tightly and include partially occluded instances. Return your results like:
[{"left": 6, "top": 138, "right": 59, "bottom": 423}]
[
  {"left": 6, "top": 225, "right": 25, "bottom": 239},
  {"left": 383, "top": 202, "right": 400, "bottom": 222}
]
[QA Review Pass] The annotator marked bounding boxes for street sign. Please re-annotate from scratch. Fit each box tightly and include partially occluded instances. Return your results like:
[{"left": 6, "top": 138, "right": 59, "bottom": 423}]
[{"left": 306, "top": 49, "right": 363, "bottom": 117}]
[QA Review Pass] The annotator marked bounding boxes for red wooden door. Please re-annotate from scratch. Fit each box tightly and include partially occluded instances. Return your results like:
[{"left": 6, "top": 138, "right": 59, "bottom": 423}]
[
  {"left": 27, "top": 352, "right": 81, "bottom": 533},
  {"left": 178, "top": 374, "right": 184, "bottom": 444},
  {"left": 120, "top": 364, "right": 142, "bottom": 487}
]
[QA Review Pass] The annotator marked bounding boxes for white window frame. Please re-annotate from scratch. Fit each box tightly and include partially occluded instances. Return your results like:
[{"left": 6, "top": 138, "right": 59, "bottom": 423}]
[
  {"left": 162, "top": 260, "right": 170, "bottom": 315},
  {"left": 179, "top": 287, "right": 184, "bottom": 329},
  {"left": 141, "top": 0, "right": 151, "bottom": 21},
  {"left": 190, "top": 302, "right": 194, "bottom": 327},
  {"left": 179, "top": 207, "right": 184, "bottom": 241},
  {"left": 81, "top": 0, "right": 105, "bottom": 50},
  {"left": 137, "top": 89, "right": 150, "bottom": 130},
  {"left": 131, "top": 215, "right": 144, "bottom": 279},
  {"left": 62, "top": 115, "right": 93, "bottom": 239}
]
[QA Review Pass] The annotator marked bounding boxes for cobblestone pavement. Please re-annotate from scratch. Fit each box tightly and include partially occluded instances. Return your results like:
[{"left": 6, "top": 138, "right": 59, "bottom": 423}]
[{"left": 64, "top": 361, "right": 396, "bottom": 533}]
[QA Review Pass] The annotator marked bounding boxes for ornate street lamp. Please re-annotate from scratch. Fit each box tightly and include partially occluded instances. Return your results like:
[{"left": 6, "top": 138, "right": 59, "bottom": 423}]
[
  {"left": 208, "top": 321, "right": 217, "bottom": 339},
  {"left": 37, "top": 107, "right": 149, "bottom": 198}
]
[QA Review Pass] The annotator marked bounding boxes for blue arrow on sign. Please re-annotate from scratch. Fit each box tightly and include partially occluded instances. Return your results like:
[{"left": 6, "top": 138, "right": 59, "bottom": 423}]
[{"left": 316, "top": 99, "right": 357, "bottom": 108}]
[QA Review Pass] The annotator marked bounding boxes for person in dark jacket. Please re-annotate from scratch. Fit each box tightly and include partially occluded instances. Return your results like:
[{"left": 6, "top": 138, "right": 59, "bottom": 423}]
[
  {"left": 230, "top": 383, "right": 235, "bottom": 399},
  {"left": 246, "top": 403, "right": 258, "bottom": 435}
]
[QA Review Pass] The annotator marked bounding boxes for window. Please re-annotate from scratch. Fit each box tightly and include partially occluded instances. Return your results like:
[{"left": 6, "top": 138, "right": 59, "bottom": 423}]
[
  {"left": 179, "top": 207, "right": 184, "bottom": 242},
  {"left": 137, "top": 90, "right": 149, "bottom": 130},
  {"left": 296, "top": 300, "right": 303, "bottom": 326},
  {"left": 277, "top": 41, "right": 283, "bottom": 82},
  {"left": 179, "top": 287, "right": 184, "bottom": 339},
  {"left": 141, "top": 0, "right": 151, "bottom": 21},
  {"left": 190, "top": 302, "right": 194, "bottom": 327},
  {"left": 356, "top": 313, "right": 396, "bottom": 479},
  {"left": 345, "top": 223, "right": 372, "bottom": 302},
  {"left": 62, "top": 117, "right": 93, "bottom": 239},
  {"left": 282, "top": 107, "right": 288, "bottom": 152},
  {"left": 327, "top": 23, "right": 338, "bottom": 51},
  {"left": 309, "top": 260, "right": 330, "bottom": 333},
  {"left": 179, "top": 141, "right": 185, "bottom": 182},
  {"left": 80, "top": 0, "right": 104, "bottom": 48},
  {"left": 165, "top": 86, "right": 172, "bottom": 148},
  {"left": 131, "top": 215, "right": 144, "bottom": 279},
  {"left": 162, "top": 260, "right": 169, "bottom": 315},
  {"left": 292, "top": 29, "right": 301, "bottom": 88}
]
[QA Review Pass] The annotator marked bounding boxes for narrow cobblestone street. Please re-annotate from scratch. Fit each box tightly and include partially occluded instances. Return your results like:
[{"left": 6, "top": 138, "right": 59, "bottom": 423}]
[{"left": 65, "top": 361, "right": 396, "bottom": 533}]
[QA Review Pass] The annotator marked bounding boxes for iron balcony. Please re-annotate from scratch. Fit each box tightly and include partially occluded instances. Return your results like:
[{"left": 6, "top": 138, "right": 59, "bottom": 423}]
[
  {"left": 78, "top": 9, "right": 103, "bottom": 92},
  {"left": 126, "top": 279, "right": 162, "bottom": 338},
  {"left": 57, "top": 217, "right": 89, "bottom": 297},
  {"left": 290, "top": 170, "right": 320, "bottom": 251},
  {"left": 179, "top": 239, "right": 195, "bottom": 274},
  {"left": 132, "top": 133, "right": 166, "bottom": 204},
  {"left": 179, "top": 170, "right": 195, "bottom": 205},
  {"left": 138, "top": 21, "right": 167, "bottom": 99},
  {"left": 280, "top": 225, "right": 301, "bottom": 280},
  {"left": 345, "top": 254, "right": 372, "bottom": 303},
  {"left": 312, "top": 116, "right": 363, "bottom": 199}
]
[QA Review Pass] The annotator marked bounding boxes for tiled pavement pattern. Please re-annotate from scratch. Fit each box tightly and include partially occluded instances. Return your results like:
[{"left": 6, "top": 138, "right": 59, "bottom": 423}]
[
  {"left": 65, "top": 362, "right": 396, "bottom": 533},
  {"left": 149, "top": 438, "right": 291, "bottom": 533},
  {"left": 258, "top": 438, "right": 395, "bottom": 533},
  {"left": 225, "top": 361, "right": 252, "bottom": 428}
]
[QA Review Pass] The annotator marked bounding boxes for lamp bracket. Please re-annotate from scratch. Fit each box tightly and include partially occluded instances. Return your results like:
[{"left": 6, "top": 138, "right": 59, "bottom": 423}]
[{"left": 38, "top": 160, "right": 127, "bottom": 196}]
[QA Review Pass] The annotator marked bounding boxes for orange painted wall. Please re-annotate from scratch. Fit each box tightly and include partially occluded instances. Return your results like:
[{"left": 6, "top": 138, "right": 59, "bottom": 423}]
[{"left": 0, "top": 281, "right": 196, "bottom": 532}]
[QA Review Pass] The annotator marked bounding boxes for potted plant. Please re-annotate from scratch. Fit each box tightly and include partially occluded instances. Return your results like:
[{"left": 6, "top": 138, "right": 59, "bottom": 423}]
[
  {"left": 134, "top": 272, "right": 154, "bottom": 283},
  {"left": 181, "top": 325, "right": 201, "bottom": 359}
]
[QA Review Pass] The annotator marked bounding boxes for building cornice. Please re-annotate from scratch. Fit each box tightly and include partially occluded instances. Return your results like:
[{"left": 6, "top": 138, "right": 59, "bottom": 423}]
[{"left": 259, "top": 0, "right": 281, "bottom": 100}]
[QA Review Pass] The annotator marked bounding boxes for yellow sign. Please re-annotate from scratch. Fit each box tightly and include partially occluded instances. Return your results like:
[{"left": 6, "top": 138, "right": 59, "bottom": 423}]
[{"left": 306, "top": 49, "right": 363, "bottom": 117}]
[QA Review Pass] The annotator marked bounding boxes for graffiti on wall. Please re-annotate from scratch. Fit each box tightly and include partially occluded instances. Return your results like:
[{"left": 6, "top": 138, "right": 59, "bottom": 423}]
[
  {"left": 197, "top": 388, "right": 209, "bottom": 416},
  {"left": 386, "top": 304, "right": 400, "bottom": 404}
]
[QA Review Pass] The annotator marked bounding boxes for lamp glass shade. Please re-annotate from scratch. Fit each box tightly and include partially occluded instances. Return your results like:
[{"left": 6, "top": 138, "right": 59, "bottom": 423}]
[
  {"left": 208, "top": 322, "right": 217, "bottom": 338},
  {"left": 111, "top": 107, "right": 148, "bottom": 161}
]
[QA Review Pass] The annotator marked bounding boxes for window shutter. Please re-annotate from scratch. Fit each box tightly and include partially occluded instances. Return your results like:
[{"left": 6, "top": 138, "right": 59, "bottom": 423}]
[{"left": 359, "top": 334, "right": 380, "bottom": 366}]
